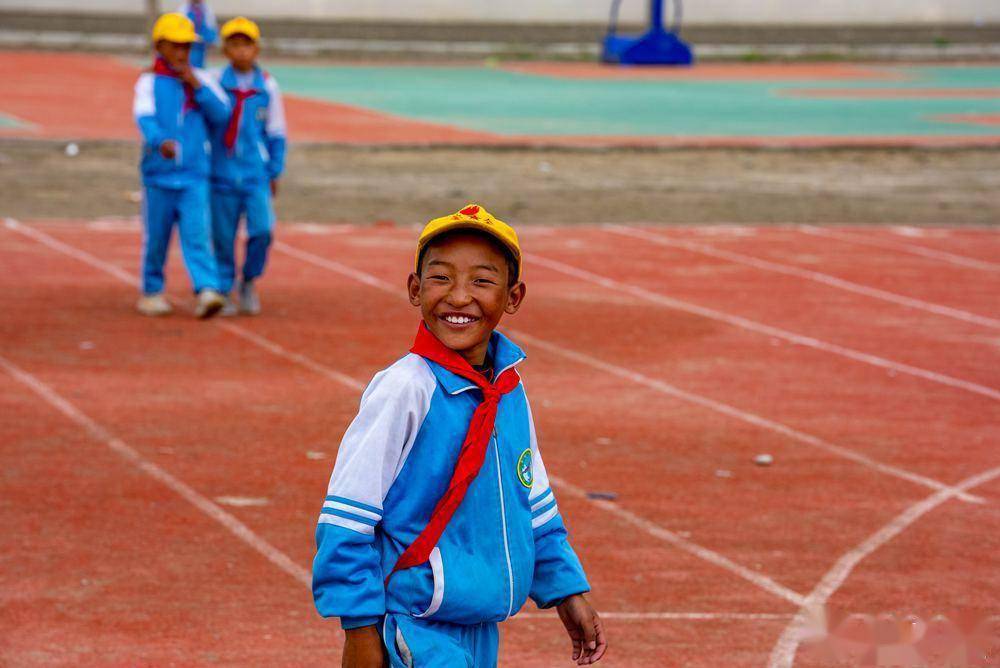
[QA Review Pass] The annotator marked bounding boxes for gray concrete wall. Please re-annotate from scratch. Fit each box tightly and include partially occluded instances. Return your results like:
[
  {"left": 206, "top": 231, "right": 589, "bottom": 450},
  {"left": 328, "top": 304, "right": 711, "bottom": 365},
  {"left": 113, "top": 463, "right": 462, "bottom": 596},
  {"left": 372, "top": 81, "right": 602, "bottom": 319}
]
[{"left": 1, "top": 0, "right": 997, "bottom": 25}]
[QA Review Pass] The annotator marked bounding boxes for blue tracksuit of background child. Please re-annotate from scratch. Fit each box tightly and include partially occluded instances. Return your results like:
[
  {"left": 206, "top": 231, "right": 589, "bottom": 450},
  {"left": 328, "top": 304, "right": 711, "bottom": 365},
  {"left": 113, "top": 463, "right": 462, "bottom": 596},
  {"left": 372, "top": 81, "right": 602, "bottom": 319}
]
[
  {"left": 178, "top": 1, "right": 217, "bottom": 68},
  {"left": 133, "top": 65, "right": 230, "bottom": 295},
  {"left": 209, "top": 65, "right": 286, "bottom": 294}
]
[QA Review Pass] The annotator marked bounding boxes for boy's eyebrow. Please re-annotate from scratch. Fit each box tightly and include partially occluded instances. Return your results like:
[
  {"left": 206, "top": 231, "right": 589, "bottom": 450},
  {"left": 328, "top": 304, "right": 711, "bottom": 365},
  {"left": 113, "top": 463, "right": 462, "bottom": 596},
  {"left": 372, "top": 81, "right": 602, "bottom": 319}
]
[{"left": 426, "top": 259, "right": 500, "bottom": 273}]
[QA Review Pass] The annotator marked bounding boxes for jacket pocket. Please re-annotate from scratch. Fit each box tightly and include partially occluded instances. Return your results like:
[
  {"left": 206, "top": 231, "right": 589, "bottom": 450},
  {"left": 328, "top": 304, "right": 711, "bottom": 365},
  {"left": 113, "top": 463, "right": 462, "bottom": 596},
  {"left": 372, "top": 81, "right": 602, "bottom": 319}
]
[{"left": 413, "top": 547, "right": 444, "bottom": 619}]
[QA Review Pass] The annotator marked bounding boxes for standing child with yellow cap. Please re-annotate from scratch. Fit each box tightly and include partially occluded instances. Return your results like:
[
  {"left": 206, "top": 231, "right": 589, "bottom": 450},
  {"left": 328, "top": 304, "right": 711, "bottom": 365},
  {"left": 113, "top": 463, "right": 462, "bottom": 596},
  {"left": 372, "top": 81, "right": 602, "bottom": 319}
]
[
  {"left": 208, "top": 17, "right": 287, "bottom": 316},
  {"left": 312, "top": 205, "right": 607, "bottom": 667},
  {"left": 133, "top": 13, "right": 230, "bottom": 318}
]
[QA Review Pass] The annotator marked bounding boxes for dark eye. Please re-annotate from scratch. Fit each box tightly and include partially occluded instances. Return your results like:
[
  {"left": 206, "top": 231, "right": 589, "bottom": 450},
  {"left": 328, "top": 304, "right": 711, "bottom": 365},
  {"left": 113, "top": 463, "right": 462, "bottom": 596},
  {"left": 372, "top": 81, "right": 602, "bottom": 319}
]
[{"left": 474, "top": 278, "right": 497, "bottom": 286}]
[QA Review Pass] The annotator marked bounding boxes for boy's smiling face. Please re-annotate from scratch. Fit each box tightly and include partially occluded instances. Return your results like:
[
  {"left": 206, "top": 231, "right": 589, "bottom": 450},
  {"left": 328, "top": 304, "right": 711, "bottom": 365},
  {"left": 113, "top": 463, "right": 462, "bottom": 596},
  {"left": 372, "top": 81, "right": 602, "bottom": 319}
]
[{"left": 408, "top": 231, "right": 525, "bottom": 367}]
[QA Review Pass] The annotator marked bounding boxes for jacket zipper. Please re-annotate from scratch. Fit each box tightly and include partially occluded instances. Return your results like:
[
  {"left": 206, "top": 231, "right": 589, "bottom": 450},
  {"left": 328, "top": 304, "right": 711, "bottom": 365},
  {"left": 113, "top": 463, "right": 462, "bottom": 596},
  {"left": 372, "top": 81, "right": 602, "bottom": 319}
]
[{"left": 493, "top": 426, "right": 515, "bottom": 620}]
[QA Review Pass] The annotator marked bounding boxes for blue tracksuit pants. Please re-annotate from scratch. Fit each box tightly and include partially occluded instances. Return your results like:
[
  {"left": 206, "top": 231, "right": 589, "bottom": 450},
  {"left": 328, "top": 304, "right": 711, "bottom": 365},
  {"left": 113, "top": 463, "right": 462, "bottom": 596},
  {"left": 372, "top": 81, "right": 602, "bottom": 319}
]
[
  {"left": 383, "top": 614, "right": 499, "bottom": 668},
  {"left": 141, "top": 182, "right": 219, "bottom": 295},
  {"left": 210, "top": 185, "right": 274, "bottom": 294}
]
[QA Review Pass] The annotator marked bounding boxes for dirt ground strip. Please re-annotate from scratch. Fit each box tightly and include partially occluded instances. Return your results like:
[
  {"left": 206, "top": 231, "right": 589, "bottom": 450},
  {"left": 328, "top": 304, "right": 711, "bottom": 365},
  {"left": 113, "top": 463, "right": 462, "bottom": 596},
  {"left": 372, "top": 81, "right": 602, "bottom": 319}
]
[{"left": 2, "top": 140, "right": 1000, "bottom": 225}]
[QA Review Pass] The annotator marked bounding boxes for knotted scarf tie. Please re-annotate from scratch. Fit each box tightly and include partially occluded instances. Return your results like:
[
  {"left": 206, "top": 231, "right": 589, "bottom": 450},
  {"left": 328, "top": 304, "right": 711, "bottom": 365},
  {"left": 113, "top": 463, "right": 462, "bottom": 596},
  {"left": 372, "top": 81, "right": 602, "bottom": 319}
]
[
  {"left": 386, "top": 323, "right": 521, "bottom": 584},
  {"left": 152, "top": 58, "right": 196, "bottom": 112},
  {"left": 223, "top": 87, "right": 259, "bottom": 154}
]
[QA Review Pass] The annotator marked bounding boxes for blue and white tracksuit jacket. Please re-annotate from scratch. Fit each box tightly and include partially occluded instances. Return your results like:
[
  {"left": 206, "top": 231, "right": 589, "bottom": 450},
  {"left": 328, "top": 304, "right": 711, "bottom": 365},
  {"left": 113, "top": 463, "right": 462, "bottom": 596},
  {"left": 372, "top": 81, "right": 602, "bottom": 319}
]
[
  {"left": 133, "top": 68, "right": 229, "bottom": 294},
  {"left": 313, "top": 332, "right": 590, "bottom": 662},
  {"left": 208, "top": 66, "right": 287, "bottom": 292},
  {"left": 178, "top": 1, "right": 218, "bottom": 69}
]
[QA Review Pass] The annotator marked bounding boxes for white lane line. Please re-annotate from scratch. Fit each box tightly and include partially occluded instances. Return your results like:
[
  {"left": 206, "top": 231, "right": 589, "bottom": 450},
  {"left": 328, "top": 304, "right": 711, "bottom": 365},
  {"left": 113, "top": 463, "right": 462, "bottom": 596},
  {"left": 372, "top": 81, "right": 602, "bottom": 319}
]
[
  {"left": 799, "top": 225, "right": 1000, "bottom": 272},
  {"left": 516, "top": 611, "right": 793, "bottom": 621},
  {"left": 767, "top": 464, "right": 1000, "bottom": 668},
  {"left": 524, "top": 251, "right": 1000, "bottom": 403},
  {"left": 0, "top": 353, "right": 312, "bottom": 588},
  {"left": 2, "top": 218, "right": 365, "bottom": 393},
  {"left": 268, "top": 240, "right": 985, "bottom": 504},
  {"left": 7, "top": 223, "right": 986, "bottom": 607},
  {"left": 550, "top": 474, "right": 805, "bottom": 606},
  {"left": 607, "top": 225, "right": 1000, "bottom": 330}
]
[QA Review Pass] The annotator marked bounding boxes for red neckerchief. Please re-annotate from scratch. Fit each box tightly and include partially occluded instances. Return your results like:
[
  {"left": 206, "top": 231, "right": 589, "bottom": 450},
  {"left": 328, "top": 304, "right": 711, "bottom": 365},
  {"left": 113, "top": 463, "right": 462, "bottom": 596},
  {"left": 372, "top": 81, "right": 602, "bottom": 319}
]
[
  {"left": 223, "top": 82, "right": 259, "bottom": 154},
  {"left": 386, "top": 323, "right": 521, "bottom": 584},
  {"left": 152, "top": 58, "right": 196, "bottom": 112}
]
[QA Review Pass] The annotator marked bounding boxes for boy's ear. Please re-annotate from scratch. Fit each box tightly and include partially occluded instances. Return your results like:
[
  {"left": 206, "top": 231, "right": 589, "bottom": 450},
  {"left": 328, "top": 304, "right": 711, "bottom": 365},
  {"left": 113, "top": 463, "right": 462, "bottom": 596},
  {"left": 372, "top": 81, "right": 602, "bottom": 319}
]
[
  {"left": 406, "top": 272, "right": 421, "bottom": 307},
  {"left": 504, "top": 281, "right": 526, "bottom": 315}
]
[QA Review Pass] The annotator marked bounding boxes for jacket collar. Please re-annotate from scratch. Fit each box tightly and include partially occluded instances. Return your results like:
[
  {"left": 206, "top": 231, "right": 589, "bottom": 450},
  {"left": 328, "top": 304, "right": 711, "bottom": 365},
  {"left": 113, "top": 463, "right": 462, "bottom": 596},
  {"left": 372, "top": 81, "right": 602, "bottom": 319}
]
[
  {"left": 220, "top": 64, "right": 264, "bottom": 91},
  {"left": 422, "top": 328, "right": 526, "bottom": 396}
]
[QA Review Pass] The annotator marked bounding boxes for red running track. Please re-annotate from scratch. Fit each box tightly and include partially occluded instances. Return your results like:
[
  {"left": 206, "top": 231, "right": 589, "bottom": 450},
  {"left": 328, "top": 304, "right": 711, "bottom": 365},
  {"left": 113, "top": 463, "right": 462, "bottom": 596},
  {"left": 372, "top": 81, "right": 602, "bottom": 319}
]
[{"left": 1, "top": 220, "right": 998, "bottom": 667}]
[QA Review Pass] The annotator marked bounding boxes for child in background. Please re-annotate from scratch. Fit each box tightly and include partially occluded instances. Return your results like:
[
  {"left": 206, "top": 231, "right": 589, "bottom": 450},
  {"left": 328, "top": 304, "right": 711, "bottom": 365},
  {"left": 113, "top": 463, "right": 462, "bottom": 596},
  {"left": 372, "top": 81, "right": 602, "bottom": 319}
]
[
  {"left": 209, "top": 17, "right": 286, "bottom": 316},
  {"left": 312, "top": 205, "right": 607, "bottom": 667},
  {"left": 133, "top": 13, "right": 230, "bottom": 318},
  {"left": 178, "top": 0, "right": 217, "bottom": 68}
]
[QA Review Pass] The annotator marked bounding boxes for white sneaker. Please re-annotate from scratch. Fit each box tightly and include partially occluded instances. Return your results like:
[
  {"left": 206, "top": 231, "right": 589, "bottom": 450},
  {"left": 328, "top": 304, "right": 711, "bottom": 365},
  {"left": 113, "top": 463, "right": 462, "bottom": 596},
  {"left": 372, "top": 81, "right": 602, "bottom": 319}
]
[
  {"left": 136, "top": 293, "right": 172, "bottom": 317},
  {"left": 219, "top": 294, "right": 239, "bottom": 317},
  {"left": 238, "top": 280, "right": 261, "bottom": 316},
  {"left": 195, "top": 289, "right": 225, "bottom": 319}
]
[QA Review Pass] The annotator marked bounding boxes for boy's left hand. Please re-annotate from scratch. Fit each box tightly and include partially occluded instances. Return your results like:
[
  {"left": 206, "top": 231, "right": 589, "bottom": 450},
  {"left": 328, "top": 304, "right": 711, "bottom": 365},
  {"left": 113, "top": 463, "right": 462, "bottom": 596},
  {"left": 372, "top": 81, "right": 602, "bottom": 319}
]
[
  {"left": 176, "top": 64, "right": 201, "bottom": 89},
  {"left": 556, "top": 594, "right": 607, "bottom": 664},
  {"left": 270, "top": 179, "right": 279, "bottom": 197}
]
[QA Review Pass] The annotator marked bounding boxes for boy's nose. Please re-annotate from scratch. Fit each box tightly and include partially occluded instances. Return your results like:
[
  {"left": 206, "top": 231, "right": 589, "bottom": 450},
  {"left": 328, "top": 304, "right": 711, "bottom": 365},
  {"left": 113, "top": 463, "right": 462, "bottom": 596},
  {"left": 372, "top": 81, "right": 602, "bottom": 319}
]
[{"left": 446, "top": 286, "right": 473, "bottom": 307}]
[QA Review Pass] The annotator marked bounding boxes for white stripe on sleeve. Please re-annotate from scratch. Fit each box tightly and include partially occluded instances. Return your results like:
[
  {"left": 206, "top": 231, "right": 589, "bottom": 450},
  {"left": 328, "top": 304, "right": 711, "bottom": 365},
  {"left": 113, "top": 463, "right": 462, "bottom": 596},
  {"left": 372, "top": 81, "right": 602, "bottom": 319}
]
[{"left": 318, "top": 513, "right": 375, "bottom": 535}]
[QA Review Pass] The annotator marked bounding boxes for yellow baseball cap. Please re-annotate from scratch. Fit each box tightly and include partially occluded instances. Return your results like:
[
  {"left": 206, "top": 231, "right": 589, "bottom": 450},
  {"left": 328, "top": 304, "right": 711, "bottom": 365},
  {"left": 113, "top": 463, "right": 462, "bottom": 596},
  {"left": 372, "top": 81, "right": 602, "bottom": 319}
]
[
  {"left": 151, "top": 13, "right": 200, "bottom": 43},
  {"left": 416, "top": 204, "right": 522, "bottom": 281},
  {"left": 221, "top": 16, "right": 261, "bottom": 42}
]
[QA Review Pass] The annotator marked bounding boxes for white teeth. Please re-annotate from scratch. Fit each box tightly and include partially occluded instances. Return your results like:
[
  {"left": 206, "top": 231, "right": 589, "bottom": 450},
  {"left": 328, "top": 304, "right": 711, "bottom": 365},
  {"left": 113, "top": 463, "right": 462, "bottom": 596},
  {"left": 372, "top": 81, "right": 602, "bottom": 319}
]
[{"left": 444, "top": 315, "right": 475, "bottom": 324}]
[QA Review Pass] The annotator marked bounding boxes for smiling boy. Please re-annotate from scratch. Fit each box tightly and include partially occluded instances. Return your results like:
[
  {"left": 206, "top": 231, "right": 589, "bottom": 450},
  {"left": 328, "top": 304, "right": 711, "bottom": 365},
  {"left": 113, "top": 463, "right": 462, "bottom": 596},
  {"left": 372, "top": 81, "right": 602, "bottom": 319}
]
[{"left": 312, "top": 205, "right": 607, "bottom": 667}]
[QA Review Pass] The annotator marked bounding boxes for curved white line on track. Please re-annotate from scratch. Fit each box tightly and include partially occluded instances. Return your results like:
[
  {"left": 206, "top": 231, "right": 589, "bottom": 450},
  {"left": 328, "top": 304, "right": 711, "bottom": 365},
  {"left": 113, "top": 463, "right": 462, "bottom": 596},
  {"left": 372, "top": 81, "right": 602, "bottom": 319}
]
[
  {"left": 524, "top": 251, "right": 1000, "bottom": 402},
  {"left": 767, "top": 464, "right": 1000, "bottom": 668},
  {"left": 799, "top": 225, "right": 1000, "bottom": 272},
  {"left": 0, "top": 354, "right": 312, "bottom": 588},
  {"left": 607, "top": 225, "right": 1000, "bottom": 330}
]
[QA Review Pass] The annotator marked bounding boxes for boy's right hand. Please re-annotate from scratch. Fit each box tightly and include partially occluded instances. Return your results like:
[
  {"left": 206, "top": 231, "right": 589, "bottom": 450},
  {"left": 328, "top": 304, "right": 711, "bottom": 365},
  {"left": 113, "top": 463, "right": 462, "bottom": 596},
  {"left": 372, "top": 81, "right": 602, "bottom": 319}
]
[
  {"left": 159, "top": 140, "right": 178, "bottom": 159},
  {"left": 342, "top": 625, "right": 386, "bottom": 668}
]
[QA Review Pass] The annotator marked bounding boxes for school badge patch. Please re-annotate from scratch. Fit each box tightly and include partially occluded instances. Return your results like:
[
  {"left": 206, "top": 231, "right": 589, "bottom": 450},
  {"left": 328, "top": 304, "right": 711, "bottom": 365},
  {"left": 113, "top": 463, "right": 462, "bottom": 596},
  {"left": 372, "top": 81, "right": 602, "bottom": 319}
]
[{"left": 516, "top": 448, "right": 533, "bottom": 488}]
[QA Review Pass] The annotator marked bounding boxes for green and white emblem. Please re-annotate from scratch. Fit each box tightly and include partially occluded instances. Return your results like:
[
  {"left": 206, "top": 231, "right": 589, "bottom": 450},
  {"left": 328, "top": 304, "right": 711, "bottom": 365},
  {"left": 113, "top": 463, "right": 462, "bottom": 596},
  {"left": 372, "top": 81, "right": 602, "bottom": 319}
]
[{"left": 516, "top": 448, "right": 533, "bottom": 488}]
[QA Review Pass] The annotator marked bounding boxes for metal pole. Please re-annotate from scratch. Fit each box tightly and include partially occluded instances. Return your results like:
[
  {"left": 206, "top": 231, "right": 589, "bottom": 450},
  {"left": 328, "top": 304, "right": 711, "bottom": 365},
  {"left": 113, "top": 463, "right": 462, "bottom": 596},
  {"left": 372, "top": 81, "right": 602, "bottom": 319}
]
[{"left": 649, "top": 0, "right": 664, "bottom": 31}]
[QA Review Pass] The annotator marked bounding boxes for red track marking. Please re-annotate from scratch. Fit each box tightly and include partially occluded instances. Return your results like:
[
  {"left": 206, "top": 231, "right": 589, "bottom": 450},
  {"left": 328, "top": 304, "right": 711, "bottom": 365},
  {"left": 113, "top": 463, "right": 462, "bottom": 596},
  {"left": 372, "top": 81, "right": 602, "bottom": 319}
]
[
  {"left": 280, "top": 94, "right": 504, "bottom": 144},
  {"left": 783, "top": 88, "right": 1000, "bottom": 99},
  {"left": 621, "top": 225, "right": 1000, "bottom": 317},
  {"left": 860, "top": 225, "right": 1000, "bottom": 265},
  {"left": 800, "top": 225, "right": 1000, "bottom": 272},
  {"left": 768, "top": 464, "right": 1000, "bottom": 667},
  {"left": 5, "top": 220, "right": 992, "bottom": 666},
  {"left": 606, "top": 225, "right": 1000, "bottom": 329},
  {"left": 3, "top": 223, "right": 814, "bottom": 665},
  {"left": 525, "top": 249, "right": 999, "bottom": 401},
  {"left": 2, "top": 51, "right": 998, "bottom": 148},
  {"left": 0, "top": 50, "right": 500, "bottom": 144},
  {"left": 933, "top": 113, "right": 1000, "bottom": 127},
  {"left": 526, "top": 227, "right": 1000, "bottom": 393},
  {"left": 500, "top": 62, "right": 905, "bottom": 81},
  {"left": 0, "top": 370, "right": 341, "bottom": 664}
]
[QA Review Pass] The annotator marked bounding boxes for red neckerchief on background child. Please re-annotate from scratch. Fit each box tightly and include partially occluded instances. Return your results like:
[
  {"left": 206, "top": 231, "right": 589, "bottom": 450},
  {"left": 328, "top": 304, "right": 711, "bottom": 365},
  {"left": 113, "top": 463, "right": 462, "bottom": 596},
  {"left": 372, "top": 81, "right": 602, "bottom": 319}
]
[
  {"left": 386, "top": 322, "right": 520, "bottom": 584},
  {"left": 223, "top": 82, "right": 259, "bottom": 154},
  {"left": 152, "top": 58, "right": 196, "bottom": 112}
]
